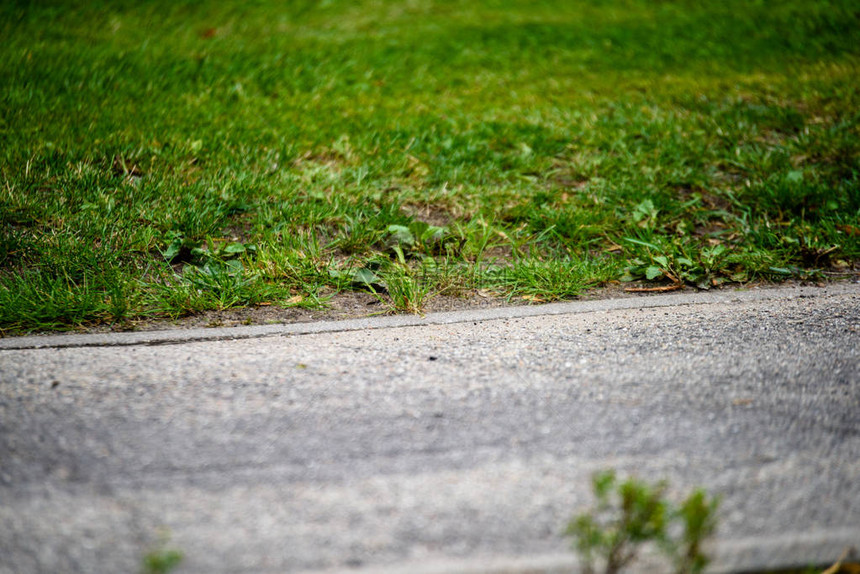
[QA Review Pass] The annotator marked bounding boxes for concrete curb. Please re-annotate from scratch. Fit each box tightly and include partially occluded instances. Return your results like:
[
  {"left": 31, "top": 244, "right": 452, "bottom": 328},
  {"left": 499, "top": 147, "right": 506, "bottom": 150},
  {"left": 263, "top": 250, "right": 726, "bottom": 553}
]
[
  {"left": 296, "top": 528, "right": 860, "bottom": 574},
  {"left": 295, "top": 553, "right": 578, "bottom": 574},
  {"left": 710, "top": 528, "right": 860, "bottom": 572},
  {"left": 1, "top": 282, "right": 857, "bottom": 351}
]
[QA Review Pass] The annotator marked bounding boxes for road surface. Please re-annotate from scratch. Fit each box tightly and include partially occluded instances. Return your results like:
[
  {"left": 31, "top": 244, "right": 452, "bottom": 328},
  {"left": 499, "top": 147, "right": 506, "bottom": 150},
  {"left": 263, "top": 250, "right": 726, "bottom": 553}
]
[{"left": 1, "top": 283, "right": 858, "bottom": 573}]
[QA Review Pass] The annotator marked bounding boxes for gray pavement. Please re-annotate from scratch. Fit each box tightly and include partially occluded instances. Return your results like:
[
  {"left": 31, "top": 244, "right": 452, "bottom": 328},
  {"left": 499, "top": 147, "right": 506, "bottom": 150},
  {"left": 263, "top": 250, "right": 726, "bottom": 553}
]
[{"left": 1, "top": 283, "right": 859, "bottom": 574}]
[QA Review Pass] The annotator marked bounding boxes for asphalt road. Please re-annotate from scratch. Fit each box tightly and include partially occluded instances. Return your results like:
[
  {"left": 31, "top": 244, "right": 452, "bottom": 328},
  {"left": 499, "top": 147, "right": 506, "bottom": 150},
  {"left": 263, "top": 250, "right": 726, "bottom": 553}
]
[{"left": 1, "top": 283, "right": 858, "bottom": 574}]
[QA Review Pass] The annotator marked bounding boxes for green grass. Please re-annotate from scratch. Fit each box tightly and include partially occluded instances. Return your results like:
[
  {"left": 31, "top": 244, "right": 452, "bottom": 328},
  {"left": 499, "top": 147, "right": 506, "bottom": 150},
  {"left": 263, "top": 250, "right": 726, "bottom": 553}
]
[{"left": 1, "top": 0, "right": 858, "bottom": 332}]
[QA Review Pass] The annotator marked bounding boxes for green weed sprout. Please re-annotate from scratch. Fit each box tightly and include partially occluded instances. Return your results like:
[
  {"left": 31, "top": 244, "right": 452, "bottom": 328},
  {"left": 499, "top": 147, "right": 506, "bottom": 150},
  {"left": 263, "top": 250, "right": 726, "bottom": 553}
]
[
  {"left": 142, "top": 548, "right": 182, "bottom": 574},
  {"left": 566, "top": 471, "right": 719, "bottom": 574},
  {"left": 141, "top": 533, "right": 184, "bottom": 574}
]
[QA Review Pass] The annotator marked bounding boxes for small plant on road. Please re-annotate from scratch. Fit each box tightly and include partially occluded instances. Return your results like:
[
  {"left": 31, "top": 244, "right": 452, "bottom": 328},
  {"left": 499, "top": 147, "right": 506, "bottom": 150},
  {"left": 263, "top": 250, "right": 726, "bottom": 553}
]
[
  {"left": 141, "top": 533, "right": 183, "bottom": 574},
  {"left": 566, "top": 471, "right": 719, "bottom": 574}
]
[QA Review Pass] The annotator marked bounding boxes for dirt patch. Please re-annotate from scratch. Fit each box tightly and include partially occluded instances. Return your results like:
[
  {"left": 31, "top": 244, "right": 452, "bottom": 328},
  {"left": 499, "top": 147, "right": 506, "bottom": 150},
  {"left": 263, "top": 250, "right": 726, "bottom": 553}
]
[
  {"left": 12, "top": 276, "right": 856, "bottom": 337},
  {"left": 672, "top": 185, "right": 734, "bottom": 212},
  {"left": 85, "top": 282, "right": 690, "bottom": 334},
  {"left": 399, "top": 202, "right": 456, "bottom": 227},
  {"left": 105, "top": 289, "right": 529, "bottom": 333}
]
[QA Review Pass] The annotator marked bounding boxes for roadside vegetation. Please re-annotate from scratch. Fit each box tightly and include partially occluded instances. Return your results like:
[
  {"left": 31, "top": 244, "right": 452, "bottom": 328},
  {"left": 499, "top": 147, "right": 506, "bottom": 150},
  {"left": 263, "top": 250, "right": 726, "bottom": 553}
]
[
  {"left": 141, "top": 532, "right": 183, "bottom": 574},
  {"left": 1, "top": 0, "right": 858, "bottom": 332},
  {"left": 565, "top": 471, "right": 858, "bottom": 574},
  {"left": 566, "top": 471, "right": 719, "bottom": 574}
]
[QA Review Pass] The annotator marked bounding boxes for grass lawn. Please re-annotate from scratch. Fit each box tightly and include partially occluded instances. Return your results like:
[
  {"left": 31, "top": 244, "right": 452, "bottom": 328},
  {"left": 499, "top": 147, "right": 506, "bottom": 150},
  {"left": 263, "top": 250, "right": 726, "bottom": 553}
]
[{"left": 1, "top": 0, "right": 858, "bottom": 333}]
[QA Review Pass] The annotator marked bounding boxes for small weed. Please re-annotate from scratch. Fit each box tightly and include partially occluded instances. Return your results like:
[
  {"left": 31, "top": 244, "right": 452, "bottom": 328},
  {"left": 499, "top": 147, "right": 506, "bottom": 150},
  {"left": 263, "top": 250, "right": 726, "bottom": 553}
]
[
  {"left": 566, "top": 471, "right": 719, "bottom": 574},
  {"left": 142, "top": 549, "right": 182, "bottom": 574},
  {"left": 336, "top": 259, "right": 437, "bottom": 314},
  {"left": 141, "top": 534, "right": 183, "bottom": 574},
  {"left": 385, "top": 221, "right": 462, "bottom": 260},
  {"left": 161, "top": 233, "right": 257, "bottom": 266},
  {"left": 484, "top": 256, "right": 616, "bottom": 302},
  {"left": 379, "top": 262, "right": 434, "bottom": 314},
  {"left": 620, "top": 238, "right": 737, "bottom": 289}
]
